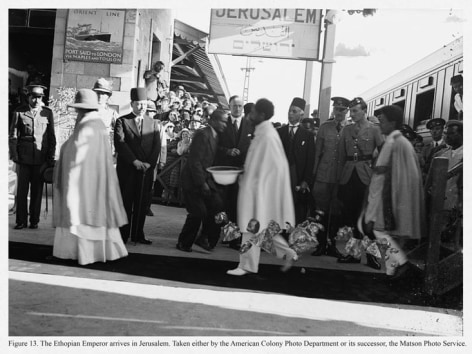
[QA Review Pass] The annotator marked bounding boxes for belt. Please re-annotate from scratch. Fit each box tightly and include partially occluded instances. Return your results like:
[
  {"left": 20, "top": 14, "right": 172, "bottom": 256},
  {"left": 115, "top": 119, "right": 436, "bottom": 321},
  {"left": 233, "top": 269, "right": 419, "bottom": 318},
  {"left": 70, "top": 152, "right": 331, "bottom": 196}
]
[{"left": 346, "top": 154, "right": 373, "bottom": 162}]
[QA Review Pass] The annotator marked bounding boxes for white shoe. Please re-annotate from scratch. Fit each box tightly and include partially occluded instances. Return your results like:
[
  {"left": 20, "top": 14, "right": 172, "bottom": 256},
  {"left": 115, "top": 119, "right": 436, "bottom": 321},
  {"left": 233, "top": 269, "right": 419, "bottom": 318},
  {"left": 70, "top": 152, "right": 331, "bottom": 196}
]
[
  {"left": 226, "top": 268, "right": 249, "bottom": 276},
  {"left": 281, "top": 254, "right": 299, "bottom": 273}
]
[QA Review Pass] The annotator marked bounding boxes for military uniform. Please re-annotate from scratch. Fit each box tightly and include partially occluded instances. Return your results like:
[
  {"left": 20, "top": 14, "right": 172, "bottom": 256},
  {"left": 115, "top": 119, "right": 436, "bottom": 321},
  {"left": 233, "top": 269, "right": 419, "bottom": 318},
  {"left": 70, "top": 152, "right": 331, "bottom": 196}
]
[{"left": 9, "top": 85, "right": 56, "bottom": 228}]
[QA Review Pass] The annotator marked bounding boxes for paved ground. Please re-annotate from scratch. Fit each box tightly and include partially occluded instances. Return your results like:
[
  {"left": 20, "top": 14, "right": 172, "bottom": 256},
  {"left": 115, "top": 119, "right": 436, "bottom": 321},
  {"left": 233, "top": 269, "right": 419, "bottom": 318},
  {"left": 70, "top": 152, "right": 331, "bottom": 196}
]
[{"left": 7, "top": 199, "right": 464, "bottom": 339}]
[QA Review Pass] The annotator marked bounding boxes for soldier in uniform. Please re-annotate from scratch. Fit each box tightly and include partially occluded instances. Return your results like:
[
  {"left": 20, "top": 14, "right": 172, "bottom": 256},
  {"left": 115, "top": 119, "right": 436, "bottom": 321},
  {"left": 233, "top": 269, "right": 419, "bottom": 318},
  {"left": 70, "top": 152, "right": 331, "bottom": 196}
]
[
  {"left": 421, "top": 118, "right": 446, "bottom": 178},
  {"left": 337, "top": 97, "right": 384, "bottom": 268},
  {"left": 311, "top": 97, "right": 350, "bottom": 257},
  {"left": 9, "top": 85, "right": 56, "bottom": 229}
]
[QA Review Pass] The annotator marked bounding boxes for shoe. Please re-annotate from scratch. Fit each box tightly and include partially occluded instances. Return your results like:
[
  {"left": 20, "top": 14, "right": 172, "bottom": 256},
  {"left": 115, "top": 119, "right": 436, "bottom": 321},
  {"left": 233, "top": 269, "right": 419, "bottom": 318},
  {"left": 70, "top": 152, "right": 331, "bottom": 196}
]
[
  {"left": 137, "top": 238, "right": 152, "bottom": 245},
  {"left": 281, "top": 254, "right": 299, "bottom": 272},
  {"left": 176, "top": 243, "right": 192, "bottom": 252},
  {"left": 325, "top": 245, "right": 343, "bottom": 258},
  {"left": 29, "top": 223, "right": 38, "bottom": 229},
  {"left": 195, "top": 238, "right": 212, "bottom": 251},
  {"left": 227, "top": 268, "right": 249, "bottom": 276},
  {"left": 311, "top": 247, "right": 325, "bottom": 256},
  {"left": 14, "top": 223, "right": 26, "bottom": 230},
  {"left": 388, "top": 261, "right": 412, "bottom": 281},
  {"left": 337, "top": 255, "right": 361, "bottom": 264},
  {"left": 365, "top": 253, "right": 381, "bottom": 270},
  {"left": 146, "top": 209, "right": 154, "bottom": 216}
]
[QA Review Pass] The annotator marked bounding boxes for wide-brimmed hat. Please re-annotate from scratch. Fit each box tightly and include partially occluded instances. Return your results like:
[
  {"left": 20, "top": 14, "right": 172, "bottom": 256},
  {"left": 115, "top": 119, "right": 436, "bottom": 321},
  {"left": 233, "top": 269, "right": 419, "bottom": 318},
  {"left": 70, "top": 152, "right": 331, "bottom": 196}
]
[
  {"left": 68, "top": 89, "right": 101, "bottom": 110},
  {"left": 93, "top": 78, "right": 113, "bottom": 95},
  {"left": 146, "top": 100, "right": 157, "bottom": 112},
  {"left": 26, "top": 85, "right": 46, "bottom": 97}
]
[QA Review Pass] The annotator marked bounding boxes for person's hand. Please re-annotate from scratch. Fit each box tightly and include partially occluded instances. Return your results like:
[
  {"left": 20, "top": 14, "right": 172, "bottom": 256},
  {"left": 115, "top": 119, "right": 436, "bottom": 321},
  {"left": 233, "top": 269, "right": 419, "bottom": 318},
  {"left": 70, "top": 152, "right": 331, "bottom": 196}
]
[
  {"left": 201, "top": 183, "right": 211, "bottom": 197},
  {"left": 142, "top": 162, "right": 151, "bottom": 172},
  {"left": 132, "top": 160, "right": 146, "bottom": 171},
  {"left": 299, "top": 181, "right": 310, "bottom": 193},
  {"left": 227, "top": 148, "right": 240, "bottom": 157}
]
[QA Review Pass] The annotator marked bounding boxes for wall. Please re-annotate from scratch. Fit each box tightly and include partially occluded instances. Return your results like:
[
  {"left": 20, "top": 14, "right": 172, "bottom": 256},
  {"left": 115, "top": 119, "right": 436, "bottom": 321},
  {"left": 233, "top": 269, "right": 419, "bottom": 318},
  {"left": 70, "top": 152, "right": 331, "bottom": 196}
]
[{"left": 49, "top": 9, "right": 174, "bottom": 115}]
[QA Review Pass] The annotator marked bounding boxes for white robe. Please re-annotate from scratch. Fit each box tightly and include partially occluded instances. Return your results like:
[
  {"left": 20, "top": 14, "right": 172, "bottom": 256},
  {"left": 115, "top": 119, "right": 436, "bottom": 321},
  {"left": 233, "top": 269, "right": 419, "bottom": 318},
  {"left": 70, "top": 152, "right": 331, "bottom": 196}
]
[{"left": 236, "top": 120, "right": 295, "bottom": 273}]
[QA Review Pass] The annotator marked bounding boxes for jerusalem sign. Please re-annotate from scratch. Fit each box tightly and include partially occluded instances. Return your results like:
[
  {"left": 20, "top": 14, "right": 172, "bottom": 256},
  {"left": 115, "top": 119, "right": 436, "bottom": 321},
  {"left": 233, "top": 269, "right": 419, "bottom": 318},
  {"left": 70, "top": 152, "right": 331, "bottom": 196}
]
[{"left": 208, "top": 9, "right": 322, "bottom": 60}]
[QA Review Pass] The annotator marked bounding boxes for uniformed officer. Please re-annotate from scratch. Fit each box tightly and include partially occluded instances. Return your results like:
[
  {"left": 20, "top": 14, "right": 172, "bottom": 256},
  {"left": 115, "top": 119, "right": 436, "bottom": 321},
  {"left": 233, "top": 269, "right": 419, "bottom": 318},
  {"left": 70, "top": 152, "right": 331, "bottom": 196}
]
[
  {"left": 337, "top": 97, "right": 384, "bottom": 267},
  {"left": 311, "top": 96, "right": 349, "bottom": 257},
  {"left": 422, "top": 118, "right": 446, "bottom": 177},
  {"left": 9, "top": 85, "right": 56, "bottom": 229}
]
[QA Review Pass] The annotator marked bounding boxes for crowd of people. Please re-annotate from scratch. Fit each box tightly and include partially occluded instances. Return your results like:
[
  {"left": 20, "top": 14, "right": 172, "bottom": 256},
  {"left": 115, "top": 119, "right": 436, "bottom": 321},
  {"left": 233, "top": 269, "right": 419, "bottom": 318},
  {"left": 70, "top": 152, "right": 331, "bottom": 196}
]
[{"left": 9, "top": 64, "right": 463, "bottom": 284}]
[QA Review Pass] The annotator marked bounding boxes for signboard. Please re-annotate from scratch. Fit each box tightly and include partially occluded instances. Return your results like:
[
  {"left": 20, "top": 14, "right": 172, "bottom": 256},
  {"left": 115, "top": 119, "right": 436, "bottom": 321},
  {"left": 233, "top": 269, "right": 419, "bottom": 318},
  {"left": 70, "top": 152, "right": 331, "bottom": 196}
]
[
  {"left": 208, "top": 9, "right": 322, "bottom": 60},
  {"left": 64, "top": 9, "right": 126, "bottom": 64}
]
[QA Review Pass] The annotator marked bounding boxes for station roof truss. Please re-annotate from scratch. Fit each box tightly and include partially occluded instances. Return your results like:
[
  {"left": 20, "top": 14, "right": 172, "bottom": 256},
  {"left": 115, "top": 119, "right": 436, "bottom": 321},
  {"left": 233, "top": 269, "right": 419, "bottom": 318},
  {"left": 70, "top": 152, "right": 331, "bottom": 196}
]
[{"left": 172, "top": 20, "right": 230, "bottom": 109}]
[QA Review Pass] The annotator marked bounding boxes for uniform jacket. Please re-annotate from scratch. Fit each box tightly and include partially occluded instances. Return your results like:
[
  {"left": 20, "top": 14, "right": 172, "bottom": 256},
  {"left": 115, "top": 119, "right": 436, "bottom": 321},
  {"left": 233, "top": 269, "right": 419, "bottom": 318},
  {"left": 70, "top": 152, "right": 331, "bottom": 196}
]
[
  {"left": 278, "top": 124, "right": 315, "bottom": 185},
  {"left": 114, "top": 112, "right": 161, "bottom": 170},
  {"left": 313, "top": 120, "right": 344, "bottom": 183},
  {"left": 215, "top": 115, "right": 254, "bottom": 167},
  {"left": 9, "top": 104, "right": 56, "bottom": 165},
  {"left": 180, "top": 126, "right": 219, "bottom": 191},
  {"left": 338, "top": 122, "right": 383, "bottom": 185}
]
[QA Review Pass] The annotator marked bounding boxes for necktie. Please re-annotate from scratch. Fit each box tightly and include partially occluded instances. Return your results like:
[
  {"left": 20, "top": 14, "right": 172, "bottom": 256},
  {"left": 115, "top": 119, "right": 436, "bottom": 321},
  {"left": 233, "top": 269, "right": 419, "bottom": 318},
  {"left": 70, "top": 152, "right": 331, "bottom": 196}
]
[
  {"left": 336, "top": 122, "right": 341, "bottom": 133},
  {"left": 136, "top": 118, "right": 142, "bottom": 135},
  {"left": 289, "top": 126, "right": 295, "bottom": 139},
  {"left": 233, "top": 119, "right": 239, "bottom": 132}
]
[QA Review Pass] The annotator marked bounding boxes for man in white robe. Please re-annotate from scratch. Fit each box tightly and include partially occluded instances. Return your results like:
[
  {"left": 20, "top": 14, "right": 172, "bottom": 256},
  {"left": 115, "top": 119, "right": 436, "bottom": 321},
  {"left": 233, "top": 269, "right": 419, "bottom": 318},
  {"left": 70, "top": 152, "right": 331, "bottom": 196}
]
[
  {"left": 361, "top": 105, "right": 425, "bottom": 278},
  {"left": 227, "top": 98, "right": 298, "bottom": 276}
]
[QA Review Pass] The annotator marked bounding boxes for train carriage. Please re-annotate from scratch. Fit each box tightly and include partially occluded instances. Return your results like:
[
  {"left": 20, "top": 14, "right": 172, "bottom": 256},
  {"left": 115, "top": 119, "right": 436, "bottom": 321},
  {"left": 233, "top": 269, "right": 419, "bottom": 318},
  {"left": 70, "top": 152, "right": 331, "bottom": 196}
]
[{"left": 359, "top": 37, "right": 463, "bottom": 142}]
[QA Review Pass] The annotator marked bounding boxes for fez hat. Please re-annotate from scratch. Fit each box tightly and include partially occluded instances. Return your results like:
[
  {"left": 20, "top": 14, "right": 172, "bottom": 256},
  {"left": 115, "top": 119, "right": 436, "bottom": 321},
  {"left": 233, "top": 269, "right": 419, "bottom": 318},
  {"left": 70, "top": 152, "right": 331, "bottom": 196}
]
[
  {"left": 146, "top": 100, "right": 157, "bottom": 112},
  {"left": 68, "top": 89, "right": 101, "bottom": 110},
  {"left": 93, "top": 78, "right": 113, "bottom": 95},
  {"left": 426, "top": 118, "right": 446, "bottom": 130},
  {"left": 450, "top": 75, "right": 463, "bottom": 85},
  {"left": 27, "top": 85, "right": 46, "bottom": 97},
  {"left": 130, "top": 87, "right": 147, "bottom": 101},
  {"left": 290, "top": 97, "right": 306, "bottom": 111},
  {"left": 331, "top": 96, "right": 350, "bottom": 108},
  {"left": 349, "top": 97, "right": 367, "bottom": 108}
]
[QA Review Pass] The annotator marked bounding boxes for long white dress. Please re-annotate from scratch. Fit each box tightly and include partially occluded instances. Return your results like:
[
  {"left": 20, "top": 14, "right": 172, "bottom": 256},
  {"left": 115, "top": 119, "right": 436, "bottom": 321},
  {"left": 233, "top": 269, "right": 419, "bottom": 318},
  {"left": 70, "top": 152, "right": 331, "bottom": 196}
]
[
  {"left": 53, "top": 111, "right": 128, "bottom": 265},
  {"left": 236, "top": 120, "right": 296, "bottom": 273}
]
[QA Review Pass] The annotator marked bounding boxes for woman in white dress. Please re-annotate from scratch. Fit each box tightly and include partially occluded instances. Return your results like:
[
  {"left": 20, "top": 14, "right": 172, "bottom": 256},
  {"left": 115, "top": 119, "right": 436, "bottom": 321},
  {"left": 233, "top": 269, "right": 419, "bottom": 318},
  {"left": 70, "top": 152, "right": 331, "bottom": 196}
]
[{"left": 53, "top": 89, "right": 128, "bottom": 265}]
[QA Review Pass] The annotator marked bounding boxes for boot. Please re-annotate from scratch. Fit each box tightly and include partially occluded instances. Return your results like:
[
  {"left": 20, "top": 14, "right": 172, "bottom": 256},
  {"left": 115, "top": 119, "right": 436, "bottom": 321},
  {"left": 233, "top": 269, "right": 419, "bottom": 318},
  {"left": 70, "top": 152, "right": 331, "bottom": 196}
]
[{"left": 366, "top": 253, "right": 381, "bottom": 270}]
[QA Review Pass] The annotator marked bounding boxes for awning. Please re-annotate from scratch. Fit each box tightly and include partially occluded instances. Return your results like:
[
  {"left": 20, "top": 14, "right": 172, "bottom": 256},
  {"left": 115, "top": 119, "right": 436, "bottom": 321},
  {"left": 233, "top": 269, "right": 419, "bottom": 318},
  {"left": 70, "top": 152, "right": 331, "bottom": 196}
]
[{"left": 171, "top": 20, "right": 229, "bottom": 109}]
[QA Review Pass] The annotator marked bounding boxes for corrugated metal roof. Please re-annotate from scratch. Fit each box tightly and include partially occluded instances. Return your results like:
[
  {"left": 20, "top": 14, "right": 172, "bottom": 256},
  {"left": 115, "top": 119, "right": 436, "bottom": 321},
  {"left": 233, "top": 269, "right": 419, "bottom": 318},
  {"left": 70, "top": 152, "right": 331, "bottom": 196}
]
[{"left": 171, "top": 20, "right": 229, "bottom": 109}]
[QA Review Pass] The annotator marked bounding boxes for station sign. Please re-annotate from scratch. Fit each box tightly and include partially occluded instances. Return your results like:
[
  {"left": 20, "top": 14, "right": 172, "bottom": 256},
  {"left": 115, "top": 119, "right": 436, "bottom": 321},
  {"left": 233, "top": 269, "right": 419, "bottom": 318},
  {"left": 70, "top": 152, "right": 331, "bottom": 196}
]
[{"left": 208, "top": 9, "right": 322, "bottom": 60}]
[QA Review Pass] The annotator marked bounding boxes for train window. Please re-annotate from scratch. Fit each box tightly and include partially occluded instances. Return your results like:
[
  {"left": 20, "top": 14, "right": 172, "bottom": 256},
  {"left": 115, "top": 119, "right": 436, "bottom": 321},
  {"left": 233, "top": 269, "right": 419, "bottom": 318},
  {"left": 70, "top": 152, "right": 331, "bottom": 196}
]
[{"left": 413, "top": 89, "right": 434, "bottom": 129}]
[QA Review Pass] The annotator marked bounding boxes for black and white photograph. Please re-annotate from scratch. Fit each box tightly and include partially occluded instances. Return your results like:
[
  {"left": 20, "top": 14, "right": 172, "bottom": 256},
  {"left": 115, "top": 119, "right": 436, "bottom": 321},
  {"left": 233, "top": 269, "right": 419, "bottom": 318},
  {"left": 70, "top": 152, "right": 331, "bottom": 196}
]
[{"left": 3, "top": 0, "right": 470, "bottom": 352}]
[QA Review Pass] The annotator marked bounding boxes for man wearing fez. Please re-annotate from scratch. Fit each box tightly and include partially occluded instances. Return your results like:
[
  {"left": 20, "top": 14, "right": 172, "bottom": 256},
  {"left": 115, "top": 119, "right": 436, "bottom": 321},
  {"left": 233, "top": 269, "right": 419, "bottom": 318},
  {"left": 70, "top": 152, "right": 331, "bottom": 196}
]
[
  {"left": 450, "top": 75, "right": 463, "bottom": 120},
  {"left": 311, "top": 97, "right": 350, "bottom": 257},
  {"left": 114, "top": 88, "right": 161, "bottom": 244},
  {"left": 337, "top": 97, "right": 383, "bottom": 268},
  {"left": 215, "top": 95, "right": 254, "bottom": 250},
  {"left": 9, "top": 85, "right": 56, "bottom": 229},
  {"left": 278, "top": 97, "right": 315, "bottom": 224},
  {"left": 421, "top": 118, "right": 446, "bottom": 178}
]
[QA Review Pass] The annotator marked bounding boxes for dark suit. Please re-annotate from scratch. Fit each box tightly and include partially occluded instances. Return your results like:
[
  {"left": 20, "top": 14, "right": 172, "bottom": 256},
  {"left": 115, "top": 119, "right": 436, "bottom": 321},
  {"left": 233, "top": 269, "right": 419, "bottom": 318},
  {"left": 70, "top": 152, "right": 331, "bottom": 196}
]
[
  {"left": 9, "top": 104, "right": 56, "bottom": 226},
  {"left": 178, "top": 126, "right": 224, "bottom": 249},
  {"left": 278, "top": 124, "right": 315, "bottom": 224},
  {"left": 114, "top": 112, "right": 161, "bottom": 242},
  {"left": 214, "top": 115, "right": 254, "bottom": 223}
]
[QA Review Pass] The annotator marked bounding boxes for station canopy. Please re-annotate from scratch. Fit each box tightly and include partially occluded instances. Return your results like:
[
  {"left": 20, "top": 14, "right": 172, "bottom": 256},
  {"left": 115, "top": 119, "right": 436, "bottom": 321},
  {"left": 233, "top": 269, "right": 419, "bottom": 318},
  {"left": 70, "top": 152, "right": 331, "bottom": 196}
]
[{"left": 171, "top": 20, "right": 230, "bottom": 109}]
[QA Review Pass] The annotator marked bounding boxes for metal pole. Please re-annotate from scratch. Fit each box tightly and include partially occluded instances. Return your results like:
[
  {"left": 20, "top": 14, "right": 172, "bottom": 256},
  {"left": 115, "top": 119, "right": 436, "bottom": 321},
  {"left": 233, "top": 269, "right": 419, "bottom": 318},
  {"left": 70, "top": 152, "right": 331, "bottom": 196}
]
[
  {"left": 303, "top": 61, "right": 314, "bottom": 117},
  {"left": 318, "top": 10, "right": 337, "bottom": 123}
]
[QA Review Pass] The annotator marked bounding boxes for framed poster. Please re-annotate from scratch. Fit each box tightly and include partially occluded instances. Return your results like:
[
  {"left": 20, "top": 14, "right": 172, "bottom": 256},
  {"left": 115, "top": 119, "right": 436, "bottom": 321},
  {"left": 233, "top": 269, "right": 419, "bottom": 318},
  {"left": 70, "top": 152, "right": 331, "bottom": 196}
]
[{"left": 64, "top": 9, "right": 126, "bottom": 64}]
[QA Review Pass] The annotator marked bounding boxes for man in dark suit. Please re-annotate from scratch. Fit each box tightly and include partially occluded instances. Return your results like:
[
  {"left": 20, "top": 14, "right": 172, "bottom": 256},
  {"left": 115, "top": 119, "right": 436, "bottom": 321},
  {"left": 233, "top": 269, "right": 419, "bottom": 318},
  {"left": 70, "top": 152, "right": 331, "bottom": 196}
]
[
  {"left": 9, "top": 85, "right": 56, "bottom": 229},
  {"left": 421, "top": 118, "right": 446, "bottom": 178},
  {"left": 215, "top": 96, "right": 254, "bottom": 249},
  {"left": 114, "top": 88, "right": 161, "bottom": 244},
  {"left": 176, "top": 110, "right": 228, "bottom": 252},
  {"left": 278, "top": 97, "right": 315, "bottom": 224}
]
